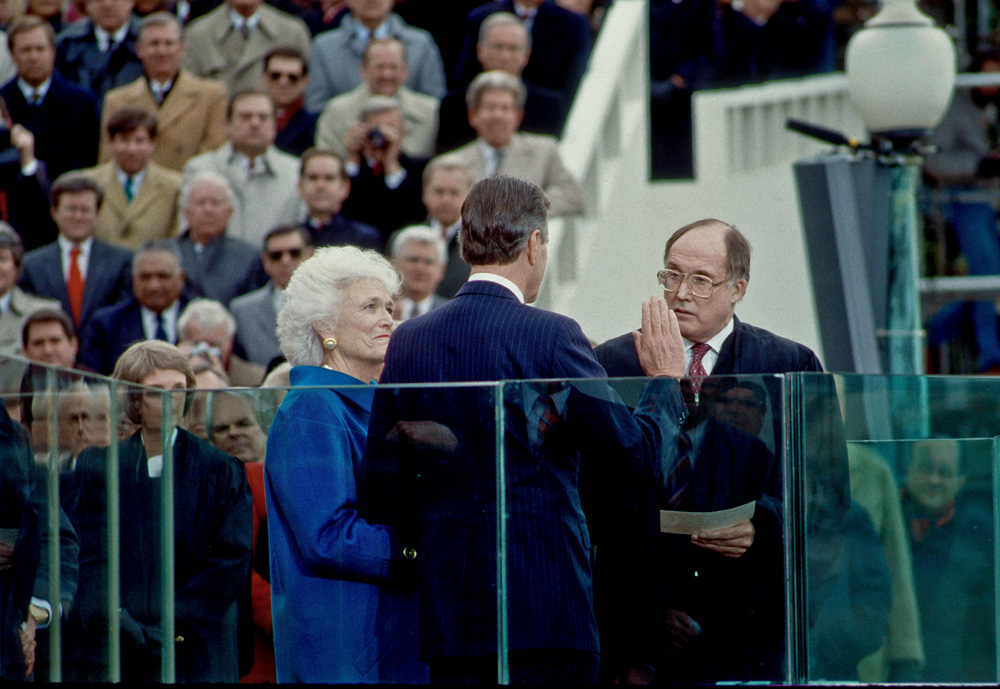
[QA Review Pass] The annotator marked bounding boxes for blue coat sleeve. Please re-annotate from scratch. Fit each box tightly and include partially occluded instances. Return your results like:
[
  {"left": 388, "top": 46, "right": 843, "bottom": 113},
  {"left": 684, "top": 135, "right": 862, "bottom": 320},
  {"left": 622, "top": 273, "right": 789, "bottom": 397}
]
[{"left": 265, "top": 392, "right": 402, "bottom": 583}]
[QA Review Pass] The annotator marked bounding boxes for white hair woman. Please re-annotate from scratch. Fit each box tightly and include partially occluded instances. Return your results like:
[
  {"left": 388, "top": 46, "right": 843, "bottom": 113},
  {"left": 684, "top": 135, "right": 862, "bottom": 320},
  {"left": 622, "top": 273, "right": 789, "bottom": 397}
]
[{"left": 264, "top": 246, "right": 427, "bottom": 683}]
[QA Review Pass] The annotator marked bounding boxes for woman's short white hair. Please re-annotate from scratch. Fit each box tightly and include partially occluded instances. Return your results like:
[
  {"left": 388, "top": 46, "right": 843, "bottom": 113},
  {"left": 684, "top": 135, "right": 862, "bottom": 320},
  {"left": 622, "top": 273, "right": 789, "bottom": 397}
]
[{"left": 277, "top": 246, "right": 401, "bottom": 367}]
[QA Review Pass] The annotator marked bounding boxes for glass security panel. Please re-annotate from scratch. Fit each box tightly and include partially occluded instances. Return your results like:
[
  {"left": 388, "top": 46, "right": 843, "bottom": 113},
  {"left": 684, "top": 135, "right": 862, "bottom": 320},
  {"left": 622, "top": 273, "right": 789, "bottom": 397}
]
[
  {"left": 500, "top": 374, "right": 787, "bottom": 685},
  {"left": 795, "top": 373, "right": 999, "bottom": 684}
]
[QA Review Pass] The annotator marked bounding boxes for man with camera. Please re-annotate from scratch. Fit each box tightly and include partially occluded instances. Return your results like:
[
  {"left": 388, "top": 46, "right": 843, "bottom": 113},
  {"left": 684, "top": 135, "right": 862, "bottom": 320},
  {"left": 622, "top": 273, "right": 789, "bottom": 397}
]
[{"left": 339, "top": 94, "right": 428, "bottom": 246}]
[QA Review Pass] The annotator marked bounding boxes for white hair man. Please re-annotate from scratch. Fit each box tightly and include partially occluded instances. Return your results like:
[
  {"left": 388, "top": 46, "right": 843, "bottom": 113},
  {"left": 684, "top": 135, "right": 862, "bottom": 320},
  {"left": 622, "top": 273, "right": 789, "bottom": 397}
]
[
  {"left": 389, "top": 225, "right": 447, "bottom": 321},
  {"left": 177, "top": 297, "right": 264, "bottom": 386}
]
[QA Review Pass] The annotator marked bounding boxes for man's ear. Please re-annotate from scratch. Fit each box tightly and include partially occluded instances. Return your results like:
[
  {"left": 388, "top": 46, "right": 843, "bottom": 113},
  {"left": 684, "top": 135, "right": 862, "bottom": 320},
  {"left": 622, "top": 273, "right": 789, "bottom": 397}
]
[{"left": 526, "top": 229, "right": 543, "bottom": 265}]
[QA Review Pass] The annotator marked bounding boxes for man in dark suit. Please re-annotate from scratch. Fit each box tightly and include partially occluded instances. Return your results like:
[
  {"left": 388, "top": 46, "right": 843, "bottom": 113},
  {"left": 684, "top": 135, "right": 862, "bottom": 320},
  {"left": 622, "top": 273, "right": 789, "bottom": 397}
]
[
  {"left": 339, "top": 95, "right": 428, "bottom": 245},
  {"left": 594, "top": 218, "right": 825, "bottom": 683},
  {"left": 18, "top": 174, "right": 132, "bottom": 341},
  {"left": 78, "top": 239, "right": 187, "bottom": 374},
  {"left": 261, "top": 46, "right": 317, "bottom": 157},
  {"left": 369, "top": 175, "right": 684, "bottom": 684},
  {"left": 1, "top": 16, "right": 100, "bottom": 181},
  {"left": 295, "top": 147, "right": 382, "bottom": 250},
  {"left": 454, "top": 0, "right": 591, "bottom": 108},
  {"left": 174, "top": 171, "right": 266, "bottom": 306},
  {"left": 54, "top": 0, "right": 144, "bottom": 105}
]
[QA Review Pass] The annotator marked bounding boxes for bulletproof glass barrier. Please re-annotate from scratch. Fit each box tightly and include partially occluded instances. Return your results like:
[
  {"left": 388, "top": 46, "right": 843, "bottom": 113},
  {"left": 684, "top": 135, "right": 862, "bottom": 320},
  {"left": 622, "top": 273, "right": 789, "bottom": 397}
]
[
  {"left": 789, "top": 373, "right": 999, "bottom": 684},
  {"left": 6, "top": 353, "right": 999, "bottom": 685}
]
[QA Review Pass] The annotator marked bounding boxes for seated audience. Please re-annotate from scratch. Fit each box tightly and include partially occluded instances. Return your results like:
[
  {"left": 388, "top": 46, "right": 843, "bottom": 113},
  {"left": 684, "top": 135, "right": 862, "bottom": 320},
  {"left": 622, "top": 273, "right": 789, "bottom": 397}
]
[
  {"left": 62, "top": 339, "right": 252, "bottom": 682},
  {"left": 435, "top": 70, "right": 585, "bottom": 216},
  {"left": 177, "top": 297, "right": 264, "bottom": 386},
  {"left": 421, "top": 158, "right": 472, "bottom": 298},
  {"left": 339, "top": 95, "right": 427, "bottom": 244},
  {"left": 181, "top": 0, "right": 310, "bottom": 94},
  {"left": 0, "top": 223, "right": 59, "bottom": 355},
  {"left": 79, "top": 239, "right": 186, "bottom": 374},
  {"left": 174, "top": 171, "right": 266, "bottom": 305},
  {"left": 54, "top": 0, "right": 143, "bottom": 104},
  {"left": 389, "top": 224, "right": 447, "bottom": 320},
  {"left": 2, "top": 16, "right": 100, "bottom": 180},
  {"left": 315, "top": 36, "right": 439, "bottom": 160},
  {"left": 901, "top": 438, "right": 996, "bottom": 682},
  {"left": 183, "top": 88, "right": 300, "bottom": 246},
  {"left": 437, "top": 12, "right": 565, "bottom": 153},
  {"left": 290, "top": 147, "right": 381, "bottom": 250},
  {"left": 262, "top": 46, "right": 316, "bottom": 157},
  {"left": 100, "top": 12, "right": 227, "bottom": 172},
  {"left": 230, "top": 224, "right": 313, "bottom": 367},
  {"left": 455, "top": 0, "right": 591, "bottom": 107},
  {"left": 82, "top": 106, "right": 182, "bottom": 249},
  {"left": 304, "top": 0, "right": 445, "bottom": 109},
  {"left": 18, "top": 174, "right": 133, "bottom": 338},
  {"left": 265, "top": 245, "right": 426, "bottom": 683}
]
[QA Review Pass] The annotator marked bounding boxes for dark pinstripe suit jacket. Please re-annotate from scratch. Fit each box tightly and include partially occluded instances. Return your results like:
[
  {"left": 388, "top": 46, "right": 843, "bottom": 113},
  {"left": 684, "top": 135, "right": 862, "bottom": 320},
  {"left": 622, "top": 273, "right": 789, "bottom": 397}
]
[{"left": 369, "top": 279, "right": 666, "bottom": 661}]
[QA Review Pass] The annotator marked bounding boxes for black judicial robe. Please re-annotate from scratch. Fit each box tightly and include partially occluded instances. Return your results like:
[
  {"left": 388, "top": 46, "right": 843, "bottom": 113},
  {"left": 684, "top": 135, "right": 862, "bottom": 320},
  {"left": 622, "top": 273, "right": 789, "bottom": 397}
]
[{"left": 62, "top": 430, "right": 251, "bottom": 682}]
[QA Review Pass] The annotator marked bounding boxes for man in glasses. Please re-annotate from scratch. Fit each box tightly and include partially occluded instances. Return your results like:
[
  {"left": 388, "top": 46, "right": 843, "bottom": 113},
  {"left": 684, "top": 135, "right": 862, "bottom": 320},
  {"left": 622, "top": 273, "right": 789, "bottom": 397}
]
[
  {"left": 261, "top": 46, "right": 316, "bottom": 157},
  {"left": 594, "top": 218, "right": 825, "bottom": 683},
  {"left": 231, "top": 224, "right": 313, "bottom": 366}
]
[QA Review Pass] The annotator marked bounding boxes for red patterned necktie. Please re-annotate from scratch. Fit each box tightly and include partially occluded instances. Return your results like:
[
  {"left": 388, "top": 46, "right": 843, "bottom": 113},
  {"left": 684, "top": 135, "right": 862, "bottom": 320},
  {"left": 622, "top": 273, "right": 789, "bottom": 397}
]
[
  {"left": 687, "top": 342, "right": 711, "bottom": 397},
  {"left": 67, "top": 247, "right": 84, "bottom": 327}
]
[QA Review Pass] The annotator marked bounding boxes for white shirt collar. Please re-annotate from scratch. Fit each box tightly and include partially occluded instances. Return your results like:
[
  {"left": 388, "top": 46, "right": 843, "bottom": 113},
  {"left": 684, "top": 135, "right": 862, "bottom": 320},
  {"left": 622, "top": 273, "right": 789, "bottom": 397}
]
[
  {"left": 352, "top": 17, "right": 390, "bottom": 42},
  {"left": 94, "top": 22, "right": 129, "bottom": 51},
  {"left": 115, "top": 166, "right": 146, "bottom": 192},
  {"left": 57, "top": 236, "right": 93, "bottom": 281},
  {"left": 144, "top": 427, "right": 179, "bottom": 478},
  {"left": 17, "top": 77, "right": 51, "bottom": 102},
  {"left": 140, "top": 302, "right": 180, "bottom": 342},
  {"left": 467, "top": 273, "right": 525, "bottom": 304},
  {"left": 0, "top": 291, "right": 11, "bottom": 314},
  {"left": 229, "top": 8, "right": 260, "bottom": 31},
  {"left": 682, "top": 316, "right": 734, "bottom": 376}
]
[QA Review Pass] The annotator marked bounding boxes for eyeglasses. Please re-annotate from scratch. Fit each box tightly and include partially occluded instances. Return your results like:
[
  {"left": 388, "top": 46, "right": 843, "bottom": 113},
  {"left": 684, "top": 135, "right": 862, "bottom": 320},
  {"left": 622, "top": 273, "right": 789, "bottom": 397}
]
[
  {"left": 266, "top": 71, "right": 302, "bottom": 83},
  {"left": 266, "top": 247, "right": 304, "bottom": 261},
  {"left": 657, "top": 269, "right": 727, "bottom": 298}
]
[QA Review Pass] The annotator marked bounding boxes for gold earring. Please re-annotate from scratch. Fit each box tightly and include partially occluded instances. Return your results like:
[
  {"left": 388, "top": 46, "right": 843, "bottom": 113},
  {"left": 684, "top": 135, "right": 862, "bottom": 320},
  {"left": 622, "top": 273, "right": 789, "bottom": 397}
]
[{"left": 323, "top": 337, "right": 337, "bottom": 350}]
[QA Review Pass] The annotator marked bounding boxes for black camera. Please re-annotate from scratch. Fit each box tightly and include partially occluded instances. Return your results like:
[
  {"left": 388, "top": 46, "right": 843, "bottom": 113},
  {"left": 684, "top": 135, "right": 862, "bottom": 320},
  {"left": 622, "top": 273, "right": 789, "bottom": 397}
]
[{"left": 366, "top": 126, "right": 387, "bottom": 151}]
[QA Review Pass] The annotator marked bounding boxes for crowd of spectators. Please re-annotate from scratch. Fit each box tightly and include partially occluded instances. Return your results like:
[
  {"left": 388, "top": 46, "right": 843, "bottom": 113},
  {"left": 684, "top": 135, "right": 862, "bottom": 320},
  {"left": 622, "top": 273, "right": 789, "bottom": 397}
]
[{"left": 0, "top": 0, "right": 991, "bottom": 684}]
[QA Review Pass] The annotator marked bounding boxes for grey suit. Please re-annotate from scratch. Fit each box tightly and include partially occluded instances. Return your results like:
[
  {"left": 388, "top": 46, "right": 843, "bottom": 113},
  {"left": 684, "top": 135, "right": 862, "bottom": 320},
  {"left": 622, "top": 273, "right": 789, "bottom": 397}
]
[
  {"left": 436, "top": 134, "right": 586, "bottom": 217},
  {"left": 182, "top": 142, "right": 301, "bottom": 247},
  {"left": 174, "top": 231, "right": 266, "bottom": 306},
  {"left": 182, "top": 3, "right": 311, "bottom": 94},
  {"left": 304, "top": 13, "right": 445, "bottom": 111},
  {"left": 315, "top": 83, "right": 439, "bottom": 159},
  {"left": 230, "top": 283, "right": 280, "bottom": 367}
]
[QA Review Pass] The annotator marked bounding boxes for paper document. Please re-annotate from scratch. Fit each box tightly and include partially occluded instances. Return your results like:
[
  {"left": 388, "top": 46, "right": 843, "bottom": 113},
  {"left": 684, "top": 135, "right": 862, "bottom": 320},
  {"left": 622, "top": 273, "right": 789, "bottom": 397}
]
[{"left": 659, "top": 501, "right": 756, "bottom": 535}]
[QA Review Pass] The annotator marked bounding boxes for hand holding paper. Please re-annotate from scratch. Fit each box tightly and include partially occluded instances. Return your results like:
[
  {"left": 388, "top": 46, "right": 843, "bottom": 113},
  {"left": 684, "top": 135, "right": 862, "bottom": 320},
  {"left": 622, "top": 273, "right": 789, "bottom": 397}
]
[{"left": 691, "top": 519, "right": 755, "bottom": 558}]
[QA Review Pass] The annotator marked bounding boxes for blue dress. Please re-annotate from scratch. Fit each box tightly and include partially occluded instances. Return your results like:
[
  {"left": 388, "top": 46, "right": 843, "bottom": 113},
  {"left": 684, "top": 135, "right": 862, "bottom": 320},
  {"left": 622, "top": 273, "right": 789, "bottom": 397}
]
[{"left": 265, "top": 366, "right": 427, "bottom": 683}]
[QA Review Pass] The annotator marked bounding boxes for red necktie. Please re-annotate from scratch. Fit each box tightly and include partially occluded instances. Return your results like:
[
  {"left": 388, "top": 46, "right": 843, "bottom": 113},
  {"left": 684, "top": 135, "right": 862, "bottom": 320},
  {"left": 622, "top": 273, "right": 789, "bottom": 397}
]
[
  {"left": 687, "top": 342, "right": 710, "bottom": 397},
  {"left": 67, "top": 246, "right": 84, "bottom": 327}
]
